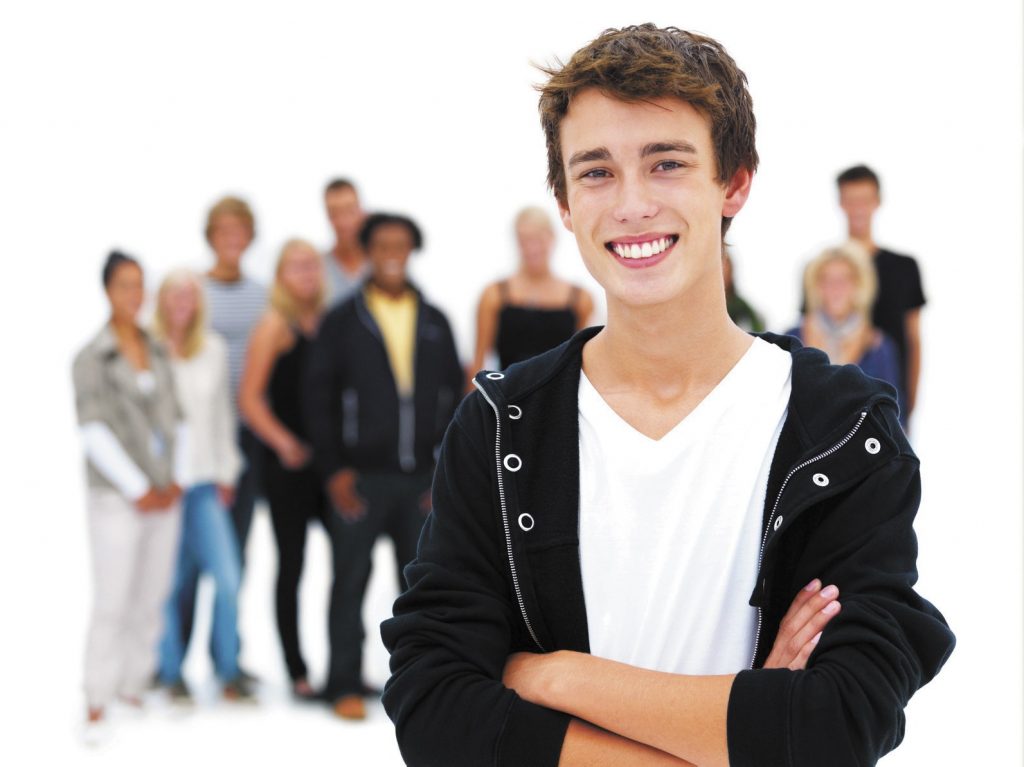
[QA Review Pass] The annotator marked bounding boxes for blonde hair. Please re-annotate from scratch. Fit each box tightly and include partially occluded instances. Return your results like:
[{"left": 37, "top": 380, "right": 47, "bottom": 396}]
[
  {"left": 270, "top": 239, "right": 325, "bottom": 323},
  {"left": 514, "top": 205, "right": 555, "bottom": 234},
  {"left": 205, "top": 195, "right": 255, "bottom": 243},
  {"left": 153, "top": 269, "right": 207, "bottom": 359},
  {"left": 803, "top": 241, "right": 877, "bottom": 318}
]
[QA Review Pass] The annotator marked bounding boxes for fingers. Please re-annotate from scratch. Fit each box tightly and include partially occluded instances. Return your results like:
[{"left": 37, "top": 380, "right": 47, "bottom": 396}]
[
  {"left": 784, "top": 598, "right": 842, "bottom": 670},
  {"left": 779, "top": 578, "right": 824, "bottom": 625},
  {"left": 765, "top": 580, "right": 842, "bottom": 670},
  {"left": 788, "top": 631, "right": 822, "bottom": 671},
  {"left": 336, "top": 493, "right": 367, "bottom": 522}
]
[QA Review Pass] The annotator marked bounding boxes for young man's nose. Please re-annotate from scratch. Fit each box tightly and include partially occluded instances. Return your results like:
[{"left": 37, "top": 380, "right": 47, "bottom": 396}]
[{"left": 612, "top": 173, "right": 659, "bottom": 223}]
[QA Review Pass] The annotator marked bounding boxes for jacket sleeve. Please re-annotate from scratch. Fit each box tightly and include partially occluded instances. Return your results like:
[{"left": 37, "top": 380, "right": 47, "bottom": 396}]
[
  {"left": 727, "top": 450, "right": 955, "bottom": 767},
  {"left": 71, "top": 347, "right": 106, "bottom": 426},
  {"left": 303, "top": 312, "right": 349, "bottom": 480},
  {"left": 381, "top": 400, "right": 571, "bottom": 767}
]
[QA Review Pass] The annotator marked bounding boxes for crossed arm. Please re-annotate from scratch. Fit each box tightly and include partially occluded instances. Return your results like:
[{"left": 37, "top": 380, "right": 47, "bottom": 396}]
[{"left": 503, "top": 580, "right": 842, "bottom": 767}]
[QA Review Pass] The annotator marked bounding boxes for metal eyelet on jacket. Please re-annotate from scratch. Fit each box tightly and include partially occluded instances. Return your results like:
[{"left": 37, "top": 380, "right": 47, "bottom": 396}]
[
  {"left": 503, "top": 454, "right": 522, "bottom": 472},
  {"left": 518, "top": 513, "right": 535, "bottom": 532},
  {"left": 812, "top": 473, "right": 830, "bottom": 487},
  {"left": 508, "top": 405, "right": 522, "bottom": 420},
  {"left": 773, "top": 516, "right": 784, "bottom": 531},
  {"left": 864, "top": 437, "right": 881, "bottom": 455},
  {"left": 485, "top": 372, "right": 505, "bottom": 380}
]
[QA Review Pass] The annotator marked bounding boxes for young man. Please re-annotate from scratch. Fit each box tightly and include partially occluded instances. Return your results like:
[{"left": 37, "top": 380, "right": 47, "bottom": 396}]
[
  {"left": 304, "top": 212, "right": 464, "bottom": 721},
  {"left": 836, "top": 164, "right": 926, "bottom": 423},
  {"left": 381, "top": 26, "right": 954, "bottom": 766},
  {"left": 322, "top": 178, "right": 369, "bottom": 305},
  {"left": 175, "top": 195, "right": 265, "bottom": 696}
]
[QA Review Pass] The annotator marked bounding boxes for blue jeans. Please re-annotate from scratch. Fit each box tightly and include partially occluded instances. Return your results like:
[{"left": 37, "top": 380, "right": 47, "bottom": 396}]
[
  {"left": 177, "top": 426, "right": 262, "bottom": 655},
  {"left": 158, "top": 483, "right": 242, "bottom": 682}
]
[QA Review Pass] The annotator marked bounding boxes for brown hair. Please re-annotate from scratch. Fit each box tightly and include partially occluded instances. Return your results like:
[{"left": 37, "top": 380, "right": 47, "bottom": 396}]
[
  {"left": 537, "top": 24, "right": 758, "bottom": 235},
  {"left": 324, "top": 177, "right": 357, "bottom": 196},
  {"left": 836, "top": 164, "right": 881, "bottom": 193},
  {"left": 204, "top": 195, "right": 255, "bottom": 244}
]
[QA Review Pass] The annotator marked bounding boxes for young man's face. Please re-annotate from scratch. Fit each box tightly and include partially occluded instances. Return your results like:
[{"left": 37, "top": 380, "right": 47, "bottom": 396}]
[
  {"left": 838, "top": 179, "right": 880, "bottom": 240},
  {"left": 208, "top": 213, "right": 252, "bottom": 267},
  {"left": 368, "top": 223, "right": 414, "bottom": 294},
  {"left": 557, "top": 88, "right": 750, "bottom": 311},
  {"left": 325, "top": 186, "right": 365, "bottom": 246}
]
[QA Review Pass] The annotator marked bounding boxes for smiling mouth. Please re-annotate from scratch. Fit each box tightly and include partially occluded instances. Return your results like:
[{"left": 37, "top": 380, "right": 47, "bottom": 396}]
[{"left": 605, "top": 235, "right": 678, "bottom": 260}]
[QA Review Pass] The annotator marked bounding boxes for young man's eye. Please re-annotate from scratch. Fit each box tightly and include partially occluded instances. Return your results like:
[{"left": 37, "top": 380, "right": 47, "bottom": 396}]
[
  {"left": 655, "top": 160, "right": 686, "bottom": 172},
  {"left": 579, "top": 168, "right": 610, "bottom": 180}
]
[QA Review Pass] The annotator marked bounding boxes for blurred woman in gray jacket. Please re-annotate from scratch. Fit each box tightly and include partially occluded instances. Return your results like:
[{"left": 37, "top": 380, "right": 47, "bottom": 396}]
[{"left": 72, "top": 251, "right": 188, "bottom": 742}]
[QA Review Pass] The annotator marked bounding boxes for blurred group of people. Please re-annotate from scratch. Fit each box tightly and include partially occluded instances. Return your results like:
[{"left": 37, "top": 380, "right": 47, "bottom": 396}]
[
  {"left": 726, "top": 164, "right": 925, "bottom": 428},
  {"left": 71, "top": 162, "right": 924, "bottom": 743},
  {"left": 71, "top": 179, "right": 593, "bottom": 742}
]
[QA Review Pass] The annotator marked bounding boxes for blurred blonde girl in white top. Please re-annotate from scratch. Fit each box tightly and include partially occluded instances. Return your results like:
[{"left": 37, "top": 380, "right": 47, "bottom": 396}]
[{"left": 151, "top": 269, "right": 253, "bottom": 703}]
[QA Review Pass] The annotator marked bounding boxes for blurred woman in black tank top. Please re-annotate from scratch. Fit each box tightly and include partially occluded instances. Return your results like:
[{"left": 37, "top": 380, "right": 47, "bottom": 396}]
[
  {"left": 494, "top": 280, "right": 580, "bottom": 367},
  {"left": 470, "top": 207, "right": 594, "bottom": 384},
  {"left": 239, "top": 239, "right": 330, "bottom": 700}
]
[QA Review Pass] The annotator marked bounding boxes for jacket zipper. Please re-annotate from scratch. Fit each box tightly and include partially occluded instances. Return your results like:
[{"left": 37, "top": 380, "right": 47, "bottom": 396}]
[
  {"left": 398, "top": 395, "right": 416, "bottom": 471},
  {"left": 356, "top": 294, "right": 418, "bottom": 472},
  {"left": 749, "top": 409, "right": 869, "bottom": 668},
  {"left": 473, "top": 380, "right": 545, "bottom": 652}
]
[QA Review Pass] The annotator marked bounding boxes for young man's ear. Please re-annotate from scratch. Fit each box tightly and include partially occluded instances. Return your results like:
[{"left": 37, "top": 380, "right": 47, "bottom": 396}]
[
  {"left": 558, "top": 199, "right": 574, "bottom": 233},
  {"left": 722, "top": 166, "right": 753, "bottom": 219}
]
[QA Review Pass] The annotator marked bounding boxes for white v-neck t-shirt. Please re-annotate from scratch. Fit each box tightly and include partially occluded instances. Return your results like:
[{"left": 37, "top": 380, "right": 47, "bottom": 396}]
[{"left": 578, "top": 338, "right": 792, "bottom": 675}]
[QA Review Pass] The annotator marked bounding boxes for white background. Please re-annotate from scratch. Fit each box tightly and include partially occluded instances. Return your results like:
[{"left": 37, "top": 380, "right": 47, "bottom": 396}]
[{"left": 1, "top": 1, "right": 1021, "bottom": 764}]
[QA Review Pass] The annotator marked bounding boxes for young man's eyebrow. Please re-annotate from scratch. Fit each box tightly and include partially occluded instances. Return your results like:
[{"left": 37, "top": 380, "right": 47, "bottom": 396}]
[
  {"left": 568, "top": 142, "right": 698, "bottom": 168},
  {"left": 641, "top": 141, "right": 698, "bottom": 157},
  {"left": 567, "top": 147, "right": 611, "bottom": 167}
]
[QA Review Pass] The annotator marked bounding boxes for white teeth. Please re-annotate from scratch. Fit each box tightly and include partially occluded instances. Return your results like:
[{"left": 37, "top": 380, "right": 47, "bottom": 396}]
[{"left": 611, "top": 236, "right": 674, "bottom": 259}]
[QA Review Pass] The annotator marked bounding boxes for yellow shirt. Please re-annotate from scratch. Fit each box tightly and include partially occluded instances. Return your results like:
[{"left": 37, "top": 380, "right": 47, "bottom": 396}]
[{"left": 365, "top": 284, "right": 418, "bottom": 396}]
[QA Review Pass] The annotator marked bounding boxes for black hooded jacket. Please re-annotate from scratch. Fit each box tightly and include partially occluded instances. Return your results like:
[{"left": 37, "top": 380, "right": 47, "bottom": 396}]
[
  {"left": 304, "top": 284, "right": 463, "bottom": 479},
  {"left": 381, "top": 328, "right": 954, "bottom": 767}
]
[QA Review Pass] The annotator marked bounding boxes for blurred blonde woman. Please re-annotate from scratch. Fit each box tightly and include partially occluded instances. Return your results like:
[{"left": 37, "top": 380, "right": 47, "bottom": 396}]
[
  {"left": 239, "top": 239, "right": 335, "bottom": 700},
  {"left": 470, "top": 206, "right": 593, "bottom": 385},
  {"left": 152, "top": 269, "right": 251, "bottom": 703},
  {"left": 788, "top": 242, "right": 905, "bottom": 424}
]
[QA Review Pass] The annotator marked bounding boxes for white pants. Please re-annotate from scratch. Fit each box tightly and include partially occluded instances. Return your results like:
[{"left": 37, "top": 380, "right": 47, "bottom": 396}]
[{"left": 83, "top": 488, "right": 181, "bottom": 708}]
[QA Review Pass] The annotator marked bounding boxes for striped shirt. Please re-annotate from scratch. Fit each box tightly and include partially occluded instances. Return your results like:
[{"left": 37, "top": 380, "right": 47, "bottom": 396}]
[{"left": 203, "top": 274, "right": 266, "bottom": 410}]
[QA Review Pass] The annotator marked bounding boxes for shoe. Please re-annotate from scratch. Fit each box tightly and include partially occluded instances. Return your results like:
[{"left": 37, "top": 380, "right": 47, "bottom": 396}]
[
  {"left": 237, "top": 666, "right": 260, "bottom": 685},
  {"left": 167, "top": 679, "right": 194, "bottom": 706},
  {"left": 333, "top": 694, "right": 366, "bottom": 721},
  {"left": 113, "top": 695, "right": 145, "bottom": 720},
  {"left": 223, "top": 675, "right": 258, "bottom": 703},
  {"left": 82, "top": 708, "right": 110, "bottom": 747},
  {"left": 292, "top": 678, "right": 317, "bottom": 702},
  {"left": 360, "top": 681, "right": 383, "bottom": 698}
]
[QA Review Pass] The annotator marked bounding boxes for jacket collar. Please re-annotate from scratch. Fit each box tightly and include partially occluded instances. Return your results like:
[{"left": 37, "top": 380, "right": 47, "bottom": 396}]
[
  {"left": 354, "top": 280, "right": 427, "bottom": 343},
  {"left": 89, "top": 322, "right": 167, "bottom": 361},
  {"left": 474, "top": 326, "right": 904, "bottom": 453}
]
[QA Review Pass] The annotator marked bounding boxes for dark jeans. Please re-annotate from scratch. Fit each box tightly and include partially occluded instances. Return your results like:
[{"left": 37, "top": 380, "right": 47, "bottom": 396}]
[
  {"left": 176, "top": 425, "right": 263, "bottom": 658},
  {"left": 323, "top": 471, "right": 431, "bottom": 700},
  {"left": 263, "top": 451, "right": 329, "bottom": 682}
]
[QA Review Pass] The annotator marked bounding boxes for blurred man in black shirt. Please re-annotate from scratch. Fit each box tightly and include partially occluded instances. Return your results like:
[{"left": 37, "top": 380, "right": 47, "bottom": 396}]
[{"left": 837, "top": 164, "right": 925, "bottom": 425}]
